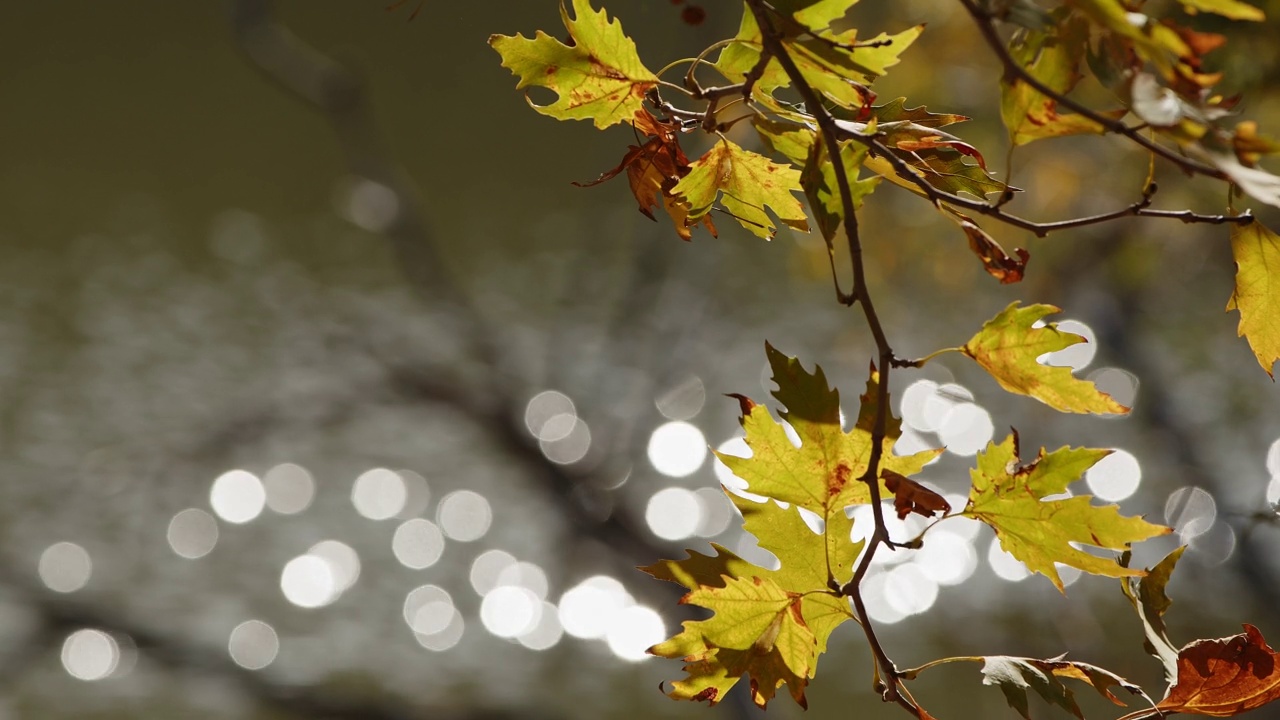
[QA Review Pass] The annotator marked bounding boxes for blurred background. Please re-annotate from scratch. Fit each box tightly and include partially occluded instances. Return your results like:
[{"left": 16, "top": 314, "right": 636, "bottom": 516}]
[{"left": 2, "top": 2, "right": 1280, "bottom": 719}]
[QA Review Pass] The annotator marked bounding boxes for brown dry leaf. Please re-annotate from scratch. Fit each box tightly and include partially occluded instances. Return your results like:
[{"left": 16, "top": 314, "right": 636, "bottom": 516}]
[
  {"left": 952, "top": 212, "right": 1029, "bottom": 284},
  {"left": 574, "top": 109, "right": 717, "bottom": 240},
  {"left": 882, "top": 469, "right": 950, "bottom": 520},
  {"left": 1157, "top": 624, "right": 1280, "bottom": 717}
]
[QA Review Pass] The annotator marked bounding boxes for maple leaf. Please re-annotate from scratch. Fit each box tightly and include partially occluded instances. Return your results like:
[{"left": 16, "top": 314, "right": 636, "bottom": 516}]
[
  {"left": 715, "top": 343, "right": 941, "bottom": 517},
  {"left": 1226, "top": 219, "right": 1280, "bottom": 377},
  {"left": 754, "top": 119, "right": 882, "bottom": 239},
  {"left": 962, "top": 302, "right": 1128, "bottom": 414},
  {"left": 962, "top": 432, "right": 1170, "bottom": 592},
  {"left": 1121, "top": 546, "right": 1185, "bottom": 683},
  {"left": 1157, "top": 624, "right": 1280, "bottom": 717},
  {"left": 714, "top": 7, "right": 920, "bottom": 112},
  {"left": 981, "top": 655, "right": 1142, "bottom": 719},
  {"left": 672, "top": 139, "right": 809, "bottom": 239},
  {"left": 1001, "top": 13, "right": 1122, "bottom": 145},
  {"left": 489, "top": 0, "right": 657, "bottom": 129},
  {"left": 645, "top": 491, "right": 865, "bottom": 707},
  {"left": 574, "top": 110, "right": 717, "bottom": 241}
]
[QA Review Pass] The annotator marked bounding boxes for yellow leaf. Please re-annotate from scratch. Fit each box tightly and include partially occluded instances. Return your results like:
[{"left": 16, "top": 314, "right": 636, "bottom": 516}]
[
  {"left": 672, "top": 140, "right": 810, "bottom": 239},
  {"left": 962, "top": 302, "right": 1128, "bottom": 414},
  {"left": 964, "top": 432, "right": 1170, "bottom": 592},
  {"left": 489, "top": 0, "right": 656, "bottom": 129},
  {"left": 1227, "top": 220, "right": 1280, "bottom": 377}
]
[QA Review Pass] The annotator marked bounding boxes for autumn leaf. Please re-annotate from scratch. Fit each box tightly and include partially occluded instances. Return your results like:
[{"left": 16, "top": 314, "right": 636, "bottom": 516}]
[
  {"left": 882, "top": 470, "right": 950, "bottom": 520},
  {"left": 489, "top": 0, "right": 657, "bottom": 129},
  {"left": 715, "top": 343, "right": 941, "bottom": 517},
  {"left": 672, "top": 139, "right": 810, "bottom": 239},
  {"left": 1121, "top": 546, "right": 1185, "bottom": 683},
  {"left": 981, "top": 655, "right": 1142, "bottom": 719},
  {"left": 951, "top": 212, "right": 1029, "bottom": 284},
  {"left": 1226, "top": 219, "right": 1280, "bottom": 377},
  {"left": 962, "top": 302, "right": 1128, "bottom": 414},
  {"left": 574, "top": 110, "right": 716, "bottom": 240},
  {"left": 1178, "top": 0, "right": 1265, "bottom": 21},
  {"left": 1157, "top": 624, "right": 1280, "bottom": 717},
  {"left": 651, "top": 575, "right": 817, "bottom": 708},
  {"left": 1001, "top": 13, "right": 1120, "bottom": 145},
  {"left": 962, "top": 432, "right": 1170, "bottom": 592}
]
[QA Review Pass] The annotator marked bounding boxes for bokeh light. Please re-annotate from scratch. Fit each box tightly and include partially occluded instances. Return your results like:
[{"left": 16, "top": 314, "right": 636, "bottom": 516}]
[
  {"left": 914, "top": 530, "right": 978, "bottom": 586},
  {"left": 469, "top": 549, "right": 518, "bottom": 595},
  {"left": 936, "top": 403, "right": 994, "bottom": 456},
  {"left": 605, "top": 605, "right": 664, "bottom": 661},
  {"left": 525, "top": 390, "right": 576, "bottom": 440},
  {"left": 38, "top": 541, "right": 92, "bottom": 593},
  {"left": 61, "top": 629, "right": 119, "bottom": 681},
  {"left": 1085, "top": 449, "right": 1142, "bottom": 502},
  {"left": 647, "top": 421, "right": 708, "bottom": 477},
  {"left": 645, "top": 487, "right": 702, "bottom": 541},
  {"left": 351, "top": 468, "right": 407, "bottom": 520},
  {"left": 209, "top": 470, "right": 266, "bottom": 524},
  {"left": 1165, "top": 486, "right": 1217, "bottom": 541},
  {"left": 228, "top": 620, "right": 279, "bottom": 670},
  {"left": 987, "top": 539, "right": 1031, "bottom": 582},
  {"left": 558, "top": 576, "right": 631, "bottom": 640},
  {"left": 166, "top": 509, "right": 219, "bottom": 560},
  {"left": 437, "top": 490, "right": 492, "bottom": 542},
  {"left": 280, "top": 554, "right": 337, "bottom": 609},
  {"left": 392, "top": 518, "right": 445, "bottom": 570},
  {"left": 263, "top": 463, "right": 315, "bottom": 515},
  {"left": 655, "top": 376, "right": 705, "bottom": 420},
  {"left": 1040, "top": 319, "right": 1097, "bottom": 370},
  {"left": 481, "top": 585, "right": 542, "bottom": 638},
  {"left": 539, "top": 418, "right": 591, "bottom": 464}
]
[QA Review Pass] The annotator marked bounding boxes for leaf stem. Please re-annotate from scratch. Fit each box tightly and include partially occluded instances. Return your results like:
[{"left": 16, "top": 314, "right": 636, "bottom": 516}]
[{"left": 897, "top": 655, "right": 984, "bottom": 680}]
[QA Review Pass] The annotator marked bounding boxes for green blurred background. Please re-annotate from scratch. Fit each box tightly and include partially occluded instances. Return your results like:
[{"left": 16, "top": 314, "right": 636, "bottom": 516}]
[{"left": 1, "top": 2, "right": 1280, "bottom": 719}]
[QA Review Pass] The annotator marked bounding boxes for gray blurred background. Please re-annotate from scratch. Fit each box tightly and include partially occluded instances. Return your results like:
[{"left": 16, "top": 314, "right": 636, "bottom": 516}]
[{"left": 2, "top": 2, "right": 1280, "bottom": 719}]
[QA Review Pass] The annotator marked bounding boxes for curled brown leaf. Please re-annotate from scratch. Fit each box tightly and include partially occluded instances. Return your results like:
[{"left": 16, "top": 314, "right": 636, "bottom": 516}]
[{"left": 1157, "top": 624, "right": 1280, "bottom": 717}]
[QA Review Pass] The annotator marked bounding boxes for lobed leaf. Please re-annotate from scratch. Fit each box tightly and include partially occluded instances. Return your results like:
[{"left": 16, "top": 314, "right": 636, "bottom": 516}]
[
  {"left": 963, "top": 432, "right": 1170, "bottom": 592},
  {"left": 1226, "top": 220, "right": 1280, "bottom": 376},
  {"left": 650, "top": 575, "right": 817, "bottom": 708},
  {"left": 962, "top": 302, "right": 1128, "bottom": 414},
  {"left": 1157, "top": 624, "right": 1280, "bottom": 717},
  {"left": 489, "top": 0, "right": 656, "bottom": 129},
  {"left": 981, "top": 655, "right": 1141, "bottom": 719},
  {"left": 1178, "top": 0, "right": 1265, "bottom": 21},
  {"left": 673, "top": 139, "right": 809, "bottom": 239}
]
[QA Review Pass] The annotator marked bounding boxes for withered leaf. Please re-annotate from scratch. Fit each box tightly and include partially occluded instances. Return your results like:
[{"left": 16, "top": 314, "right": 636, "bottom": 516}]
[
  {"left": 882, "top": 469, "right": 950, "bottom": 520},
  {"left": 1157, "top": 624, "right": 1280, "bottom": 717}
]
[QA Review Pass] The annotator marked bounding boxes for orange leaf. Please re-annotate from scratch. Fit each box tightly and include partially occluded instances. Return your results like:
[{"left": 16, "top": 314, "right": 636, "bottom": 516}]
[
  {"left": 574, "top": 109, "right": 717, "bottom": 241},
  {"left": 882, "top": 469, "right": 950, "bottom": 520},
  {"left": 953, "top": 213, "right": 1029, "bottom": 284},
  {"left": 1157, "top": 624, "right": 1280, "bottom": 717}
]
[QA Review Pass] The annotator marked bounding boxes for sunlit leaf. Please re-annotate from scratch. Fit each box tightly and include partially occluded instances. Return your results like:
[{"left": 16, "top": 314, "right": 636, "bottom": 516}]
[
  {"left": 1178, "top": 0, "right": 1265, "bottom": 21},
  {"left": 489, "top": 0, "right": 657, "bottom": 129},
  {"left": 951, "top": 212, "right": 1028, "bottom": 284},
  {"left": 963, "top": 432, "right": 1170, "bottom": 592},
  {"left": 1226, "top": 220, "right": 1280, "bottom": 376},
  {"left": 1121, "top": 546, "right": 1185, "bottom": 683},
  {"left": 1157, "top": 624, "right": 1280, "bottom": 717},
  {"left": 1001, "top": 14, "right": 1117, "bottom": 145},
  {"left": 650, "top": 575, "right": 817, "bottom": 708},
  {"left": 715, "top": 343, "right": 942, "bottom": 516},
  {"left": 980, "top": 655, "right": 1141, "bottom": 719},
  {"left": 801, "top": 132, "right": 881, "bottom": 244},
  {"left": 672, "top": 139, "right": 809, "bottom": 238},
  {"left": 962, "top": 302, "right": 1128, "bottom": 414},
  {"left": 882, "top": 470, "right": 950, "bottom": 520}
]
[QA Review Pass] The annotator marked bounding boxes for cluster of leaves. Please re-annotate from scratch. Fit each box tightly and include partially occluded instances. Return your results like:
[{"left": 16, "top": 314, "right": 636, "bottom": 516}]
[{"left": 490, "top": 0, "right": 1280, "bottom": 717}]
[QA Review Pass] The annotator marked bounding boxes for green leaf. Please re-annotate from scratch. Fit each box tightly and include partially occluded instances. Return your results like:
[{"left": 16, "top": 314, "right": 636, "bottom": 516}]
[
  {"left": 1121, "top": 546, "right": 1185, "bottom": 684},
  {"left": 488, "top": 0, "right": 657, "bottom": 129},
  {"left": 1001, "top": 14, "right": 1116, "bottom": 145},
  {"left": 774, "top": 0, "right": 860, "bottom": 32},
  {"left": 715, "top": 343, "right": 941, "bottom": 517},
  {"left": 650, "top": 575, "right": 817, "bottom": 708},
  {"left": 672, "top": 139, "right": 809, "bottom": 239},
  {"left": 1226, "top": 220, "right": 1280, "bottom": 376},
  {"left": 963, "top": 432, "right": 1170, "bottom": 592},
  {"left": 801, "top": 133, "right": 881, "bottom": 245},
  {"left": 1178, "top": 0, "right": 1264, "bottom": 21},
  {"left": 981, "top": 655, "right": 1141, "bottom": 719},
  {"left": 962, "top": 302, "right": 1128, "bottom": 414}
]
